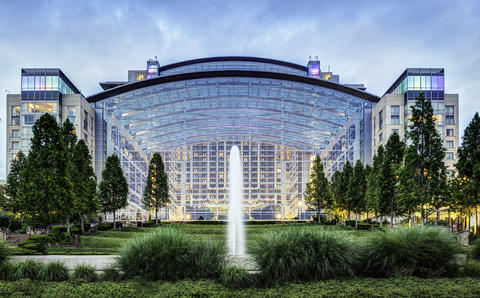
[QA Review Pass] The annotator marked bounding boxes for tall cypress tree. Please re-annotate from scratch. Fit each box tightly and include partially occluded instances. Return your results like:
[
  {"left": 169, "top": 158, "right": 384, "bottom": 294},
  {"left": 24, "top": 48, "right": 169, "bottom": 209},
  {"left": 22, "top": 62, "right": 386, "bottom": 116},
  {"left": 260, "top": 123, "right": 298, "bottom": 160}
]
[
  {"left": 72, "top": 140, "right": 98, "bottom": 232},
  {"left": 347, "top": 160, "right": 366, "bottom": 228},
  {"left": 19, "top": 113, "right": 73, "bottom": 233},
  {"left": 142, "top": 153, "right": 169, "bottom": 224},
  {"left": 304, "top": 156, "right": 332, "bottom": 222},
  {"left": 3, "top": 151, "right": 26, "bottom": 214},
  {"left": 456, "top": 112, "right": 480, "bottom": 234},
  {"left": 383, "top": 133, "right": 405, "bottom": 228},
  {"left": 341, "top": 161, "right": 353, "bottom": 219},
  {"left": 98, "top": 154, "right": 128, "bottom": 229},
  {"left": 61, "top": 119, "right": 77, "bottom": 234},
  {"left": 366, "top": 146, "right": 387, "bottom": 223},
  {"left": 406, "top": 92, "right": 446, "bottom": 225}
]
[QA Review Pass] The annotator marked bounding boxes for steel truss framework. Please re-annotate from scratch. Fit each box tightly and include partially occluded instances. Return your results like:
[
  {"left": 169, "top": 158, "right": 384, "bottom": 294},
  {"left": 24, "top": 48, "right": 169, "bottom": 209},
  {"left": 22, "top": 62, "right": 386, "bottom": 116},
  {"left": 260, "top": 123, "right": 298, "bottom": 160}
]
[{"left": 92, "top": 60, "right": 375, "bottom": 221}]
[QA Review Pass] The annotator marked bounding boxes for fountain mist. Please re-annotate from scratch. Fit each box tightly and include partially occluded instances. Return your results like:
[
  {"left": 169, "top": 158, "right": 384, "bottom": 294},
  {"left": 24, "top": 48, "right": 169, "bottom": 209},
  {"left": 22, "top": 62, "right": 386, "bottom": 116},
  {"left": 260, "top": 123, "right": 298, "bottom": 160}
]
[{"left": 227, "top": 145, "right": 245, "bottom": 255}]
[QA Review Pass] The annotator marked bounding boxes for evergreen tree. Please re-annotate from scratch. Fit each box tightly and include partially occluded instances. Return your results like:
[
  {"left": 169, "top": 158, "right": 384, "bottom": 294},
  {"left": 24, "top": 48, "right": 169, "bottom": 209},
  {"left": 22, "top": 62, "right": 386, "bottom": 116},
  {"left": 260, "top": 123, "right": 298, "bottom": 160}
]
[
  {"left": 72, "top": 140, "right": 98, "bottom": 232},
  {"left": 142, "top": 153, "right": 169, "bottom": 224},
  {"left": 347, "top": 160, "right": 366, "bottom": 228},
  {"left": 331, "top": 170, "right": 345, "bottom": 213},
  {"left": 3, "top": 151, "right": 26, "bottom": 214},
  {"left": 61, "top": 119, "right": 77, "bottom": 234},
  {"left": 383, "top": 133, "right": 405, "bottom": 228},
  {"left": 405, "top": 92, "right": 446, "bottom": 225},
  {"left": 98, "top": 154, "right": 128, "bottom": 229},
  {"left": 456, "top": 112, "right": 480, "bottom": 234},
  {"left": 19, "top": 113, "right": 73, "bottom": 233},
  {"left": 341, "top": 161, "right": 353, "bottom": 219},
  {"left": 364, "top": 164, "right": 373, "bottom": 219},
  {"left": 365, "top": 146, "right": 387, "bottom": 222},
  {"left": 304, "top": 156, "right": 332, "bottom": 222}
]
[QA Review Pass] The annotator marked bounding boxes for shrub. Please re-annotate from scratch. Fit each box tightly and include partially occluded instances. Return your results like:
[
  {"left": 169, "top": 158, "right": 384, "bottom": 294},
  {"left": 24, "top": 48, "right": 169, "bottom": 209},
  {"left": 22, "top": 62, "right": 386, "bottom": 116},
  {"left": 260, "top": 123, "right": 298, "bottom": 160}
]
[
  {"left": 463, "top": 260, "right": 480, "bottom": 277},
  {"left": 363, "top": 226, "right": 460, "bottom": 277},
  {"left": 0, "top": 241, "right": 9, "bottom": 264},
  {"left": 117, "top": 229, "right": 226, "bottom": 280},
  {"left": 249, "top": 228, "right": 360, "bottom": 283},
  {"left": 101, "top": 264, "right": 121, "bottom": 281},
  {"left": 39, "top": 261, "right": 69, "bottom": 281},
  {"left": 72, "top": 264, "right": 97, "bottom": 282},
  {"left": 0, "top": 262, "right": 16, "bottom": 281},
  {"left": 470, "top": 239, "right": 480, "bottom": 261},
  {"left": 220, "top": 265, "right": 253, "bottom": 289},
  {"left": 97, "top": 222, "right": 123, "bottom": 231},
  {"left": 18, "top": 235, "right": 48, "bottom": 254},
  {"left": 48, "top": 227, "right": 71, "bottom": 244},
  {"left": 14, "top": 259, "right": 44, "bottom": 280}
]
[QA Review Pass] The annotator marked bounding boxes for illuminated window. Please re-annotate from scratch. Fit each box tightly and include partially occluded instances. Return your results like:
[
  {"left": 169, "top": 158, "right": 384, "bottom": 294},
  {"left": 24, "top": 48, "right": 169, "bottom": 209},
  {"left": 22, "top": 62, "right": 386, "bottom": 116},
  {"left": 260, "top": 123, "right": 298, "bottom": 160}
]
[{"left": 10, "top": 106, "right": 20, "bottom": 125}]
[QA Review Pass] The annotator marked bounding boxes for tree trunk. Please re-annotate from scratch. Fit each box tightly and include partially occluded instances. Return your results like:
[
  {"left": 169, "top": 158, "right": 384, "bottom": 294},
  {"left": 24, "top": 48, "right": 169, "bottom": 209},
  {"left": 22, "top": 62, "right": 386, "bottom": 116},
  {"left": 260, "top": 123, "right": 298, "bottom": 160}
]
[
  {"left": 355, "top": 212, "right": 358, "bottom": 229},
  {"left": 81, "top": 215, "right": 85, "bottom": 233},
  {"left": 113, "top": 211, "right": 116, "bottom": 229},
  {"left": 155, "top": 207, "right": 159, "bottom": 224},
  {"left": 421, "top": 207, "right": 425, "bottom": 227},
  {"left": 66, "top": 217, "right": 71, "bottom": 236},
  {"left": 390, "top": 210, "right": 395, "bottom": 229},
  {"left": 436, "top": 209, "right": 440, "bottom": 226},
  {"left": 475, "top": 207, "right": 478, "bottom": 235},
  {"left": 380, "top": 216, "right": 383, "bottom": 227},
  {"left": 447, "top": 210, "right": 451, "bottom": 232}
]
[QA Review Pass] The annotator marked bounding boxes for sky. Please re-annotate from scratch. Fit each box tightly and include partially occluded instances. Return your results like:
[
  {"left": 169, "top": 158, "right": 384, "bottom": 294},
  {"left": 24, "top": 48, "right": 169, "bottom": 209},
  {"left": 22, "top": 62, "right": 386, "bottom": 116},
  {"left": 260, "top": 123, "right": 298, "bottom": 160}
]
[{"left": 1, "top": 0, "right": 480, "bottom": 179}]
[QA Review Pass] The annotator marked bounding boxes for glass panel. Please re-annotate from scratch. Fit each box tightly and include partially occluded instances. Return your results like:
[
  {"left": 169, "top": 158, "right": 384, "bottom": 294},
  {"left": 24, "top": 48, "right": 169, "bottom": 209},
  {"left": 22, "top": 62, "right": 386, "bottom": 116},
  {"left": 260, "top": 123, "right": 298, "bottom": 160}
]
[
  {"left": 408, "top": 76, "right": 414, "bottom": 89},
  {"left": 21, "top": 76, "right": 28, "bottom": 90},
  {"left": 28, "top": 76, "right": 34, "bottom": 90},
  {"left": 437, "top": 76, "right": 444, "bottom": 90}
]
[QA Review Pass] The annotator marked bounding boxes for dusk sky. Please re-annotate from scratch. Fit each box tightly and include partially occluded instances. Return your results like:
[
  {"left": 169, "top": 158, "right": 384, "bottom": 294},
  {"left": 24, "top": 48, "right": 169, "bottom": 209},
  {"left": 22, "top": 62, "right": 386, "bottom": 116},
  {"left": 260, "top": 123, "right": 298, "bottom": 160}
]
[{"left": 1, "top": 0, "right": 479, "bottom": 178}]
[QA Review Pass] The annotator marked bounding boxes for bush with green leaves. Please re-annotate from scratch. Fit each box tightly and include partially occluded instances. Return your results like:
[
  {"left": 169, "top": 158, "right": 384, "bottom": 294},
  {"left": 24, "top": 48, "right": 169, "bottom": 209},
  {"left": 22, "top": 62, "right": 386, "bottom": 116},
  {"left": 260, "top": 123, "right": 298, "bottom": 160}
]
[
  {"left": 14, "top": 259, "right": 44, "bottom": 280},
  {"left": 0, "top": 262, "right": 16, "bottom": 281},
  {"left": 470, "top": 239, "right": 480, "bottom": 261},
  {"left": 18, "top": 235, "right": 48, "bottom": 254},
  {"left": 363, "top": 226, "right": 460, "bottom": 277},
  {"left": 39, "top": 261, "right": 69, "bottom": 281},
  {"left": 101, "top": 264, "right": 121, "bottom": 281},
  {"left": 463, "top": 260, "right": 480, "bottom": 277},
  {"left": 220, "top": 265, "right": 253, "bottom": 289},
  {"left": 0, "top": 241, "right": 9, "bottom": 264},
  {"left": 117, "top": 229, "right": 226, "bottom": 280},
  {"left": 249, "top": 228, "right": 360, "bottom": 283},
  {"left": 71, "top": 264, "right": 97, "bottom": 282}
]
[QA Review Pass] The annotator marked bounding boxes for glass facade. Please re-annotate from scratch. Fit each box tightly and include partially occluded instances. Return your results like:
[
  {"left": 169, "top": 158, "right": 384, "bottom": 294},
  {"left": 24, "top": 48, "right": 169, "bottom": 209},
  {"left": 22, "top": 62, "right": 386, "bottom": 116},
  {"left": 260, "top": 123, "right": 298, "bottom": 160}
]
[{"left": 91, "top": 59, "right": 376, "bottom": 220}]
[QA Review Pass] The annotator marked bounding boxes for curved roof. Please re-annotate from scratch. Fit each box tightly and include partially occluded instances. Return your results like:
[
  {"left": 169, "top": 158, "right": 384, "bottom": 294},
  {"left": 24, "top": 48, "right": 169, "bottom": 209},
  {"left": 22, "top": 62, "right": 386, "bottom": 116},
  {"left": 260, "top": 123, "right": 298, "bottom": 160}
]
[
  {"left": 87, "top": 69, "right": 380, "bottom": 103},
  {"left": 158, "top": 56, "right": 308, "bottom": 73}
]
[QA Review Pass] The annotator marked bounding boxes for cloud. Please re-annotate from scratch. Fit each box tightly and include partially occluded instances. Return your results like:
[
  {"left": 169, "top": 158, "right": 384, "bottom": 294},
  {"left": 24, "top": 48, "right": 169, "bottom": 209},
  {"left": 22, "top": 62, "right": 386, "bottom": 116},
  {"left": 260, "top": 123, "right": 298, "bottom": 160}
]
[{"left": 1, "top": 0, "right": 479, "bottom": 178}]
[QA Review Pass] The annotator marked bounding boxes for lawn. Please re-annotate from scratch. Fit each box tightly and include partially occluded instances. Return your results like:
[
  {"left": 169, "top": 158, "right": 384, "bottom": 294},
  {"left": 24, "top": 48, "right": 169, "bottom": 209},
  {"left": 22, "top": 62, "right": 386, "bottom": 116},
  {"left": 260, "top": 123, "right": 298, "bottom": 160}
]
[
  {"left": 46, "top": 223, "right": 370, "bottom": 255},
  {"left": 1, "top": 277, "right": 480, "bottom": 297}
]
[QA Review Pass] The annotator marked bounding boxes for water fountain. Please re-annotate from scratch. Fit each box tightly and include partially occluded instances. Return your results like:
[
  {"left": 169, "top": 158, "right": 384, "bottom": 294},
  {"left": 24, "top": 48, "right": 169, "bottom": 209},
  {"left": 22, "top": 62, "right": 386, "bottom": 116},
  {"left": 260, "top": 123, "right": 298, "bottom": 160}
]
[{"left": 227, "top": 145, "right": 245, "bottom": 255}]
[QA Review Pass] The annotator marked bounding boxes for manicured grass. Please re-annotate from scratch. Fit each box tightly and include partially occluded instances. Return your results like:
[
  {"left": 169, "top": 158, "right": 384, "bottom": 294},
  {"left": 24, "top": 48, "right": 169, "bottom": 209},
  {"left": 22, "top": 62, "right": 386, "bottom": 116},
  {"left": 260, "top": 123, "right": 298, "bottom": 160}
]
[
  {"left": 1, "top": 277, "right": 480, "bottom": 297},
  {"left": 44, "top": 223, "right": 365, "bottom": 255}
]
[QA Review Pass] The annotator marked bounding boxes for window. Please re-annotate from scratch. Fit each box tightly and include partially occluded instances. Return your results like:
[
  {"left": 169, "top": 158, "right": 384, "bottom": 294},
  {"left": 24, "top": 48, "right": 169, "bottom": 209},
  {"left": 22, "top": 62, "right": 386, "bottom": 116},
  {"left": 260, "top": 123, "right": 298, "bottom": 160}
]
[
  {"left": 446, "top": 105, "right": 454, "bottom": 124},
  {"left": 83, "top": 110, "right": 88, "bottom": 130},
  {"left": 379, "top": 132, "right": 383, "bottom": 142},
  {"left": 11, "top": 129, "right": 20, "bottom": 137},
  {"left": 446, "top": 141, "right": 454, "bottom": 149},
  {"left": 392, "top": 129, "right": 399, "bottom": 135},
  {"left": 373, "top": 116, "right": 376, "bottom": 132},
  {"left": 84, "top": 133, "right": 88, "bottom": 142},
  {"left": 446, "top": 152, "right": 454, "bottom": 160},
  {"left": 390, "top": 105, "right": 400, "bottom": 124},
  {"left": 10, "top": 106, "right": 20, "bottom": 125},
  {"left": 379, "top": 110, "right": 383, "bottom": 130},
  {"left": 23, "top": 114, "right": 34, "bottom": 125},
  {"left": 446, "top": 129, "right": 454, "bottom": 137},
  {"left": 11, "top": 141, "right": 19, "bottom": 150},
  {"left": 66, "top": 106, "right": 76, "bottom": 123}
]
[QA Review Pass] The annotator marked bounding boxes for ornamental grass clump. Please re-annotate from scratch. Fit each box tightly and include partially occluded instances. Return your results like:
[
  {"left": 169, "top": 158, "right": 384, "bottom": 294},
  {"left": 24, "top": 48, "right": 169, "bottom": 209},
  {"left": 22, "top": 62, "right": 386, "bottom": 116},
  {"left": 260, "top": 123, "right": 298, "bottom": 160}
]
[
  {"left": 469, "top": 239, "right": 480, "bottom": 261},
  {"left": 220, "top": 265, "right": 253, "bottom": 289},
  {"left": 0, "top": 241, "right": 9, "bottom": 264},
  {"left": 249, "top": 228, "right": 360, "bottom": 283},
  {"left": 71, "top": 264, "right": 98, "bottom": 282},
  {"left": 14, "top": 259, "right": 44, "bottom": 280},
  {"left": 117, "top": 229, "right": 226, "bottom": 281},
  {"left": 39, "top": 261, "right": 69, "bottom": 282},
  {"left": 363, "top": 226, "right": 460, "bottom": 277},
  {"left": 0, "top": 262, "right": 16, "bottom": 281},
  {"left": 101, "top": 264, "right": 121, "bottom": 281}
]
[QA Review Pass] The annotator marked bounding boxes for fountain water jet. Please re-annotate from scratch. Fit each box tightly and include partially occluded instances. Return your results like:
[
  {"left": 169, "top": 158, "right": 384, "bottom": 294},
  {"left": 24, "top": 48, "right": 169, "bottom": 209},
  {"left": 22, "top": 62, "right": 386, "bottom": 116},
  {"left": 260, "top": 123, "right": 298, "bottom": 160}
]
[{"left": 227, "top": 145, "right": 245, "bottom": 255}]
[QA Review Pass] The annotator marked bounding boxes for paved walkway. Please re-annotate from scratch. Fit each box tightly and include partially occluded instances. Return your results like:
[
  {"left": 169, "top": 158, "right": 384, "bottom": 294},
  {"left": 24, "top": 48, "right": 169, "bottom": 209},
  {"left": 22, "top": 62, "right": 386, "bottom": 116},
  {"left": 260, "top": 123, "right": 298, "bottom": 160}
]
[{"left": 11, "top": 255, "right": 118, "bottom": 271}]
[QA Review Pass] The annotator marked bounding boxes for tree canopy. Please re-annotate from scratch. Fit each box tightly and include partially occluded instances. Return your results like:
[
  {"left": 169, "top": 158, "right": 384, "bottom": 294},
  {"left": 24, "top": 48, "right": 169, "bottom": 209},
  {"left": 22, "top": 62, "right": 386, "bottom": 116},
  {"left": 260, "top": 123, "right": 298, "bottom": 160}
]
[
  {"left": 142, "top": 153, "right": 169, "bottom": 224},
  {"left": 304, "top": 156, "right": 332, "bottom": 222}
]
